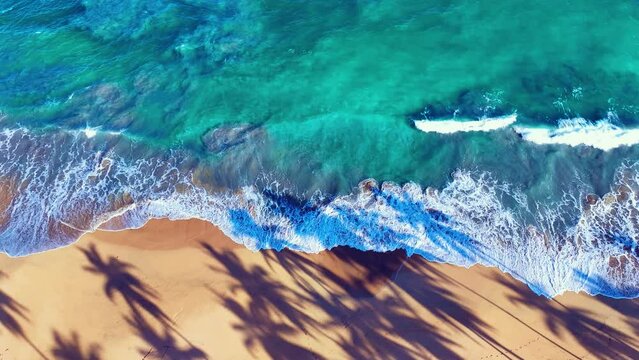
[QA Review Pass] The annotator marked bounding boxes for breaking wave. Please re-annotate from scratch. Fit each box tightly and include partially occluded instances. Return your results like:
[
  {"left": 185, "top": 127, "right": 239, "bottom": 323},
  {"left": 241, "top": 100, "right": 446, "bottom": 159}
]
[
  {"left": 513, "top": 118, "right": 639, "bottom": 151},
  {"left": 415, "top": 114, "right": 639, "bottom": 151},
  {"left": 413, "top": 114, "right": 517, "bottom": 134},
  {"left": 1, "top": 127, "right": 639, "bottom": 299}
]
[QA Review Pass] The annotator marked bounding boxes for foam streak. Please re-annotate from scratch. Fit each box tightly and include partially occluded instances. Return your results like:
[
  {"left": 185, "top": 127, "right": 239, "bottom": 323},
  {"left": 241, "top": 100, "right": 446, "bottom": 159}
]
[
  {"left": 514, "top": 118, "right": 639, "bottom": 151},
  {"left": 413, "top": 114, "right": 517, "bottom": 134}
]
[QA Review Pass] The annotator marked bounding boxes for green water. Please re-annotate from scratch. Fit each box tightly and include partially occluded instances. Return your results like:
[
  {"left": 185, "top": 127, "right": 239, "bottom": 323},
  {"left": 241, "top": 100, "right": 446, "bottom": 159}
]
[{"left": 2, "top": 0, "right": 639, "bottom": 192}]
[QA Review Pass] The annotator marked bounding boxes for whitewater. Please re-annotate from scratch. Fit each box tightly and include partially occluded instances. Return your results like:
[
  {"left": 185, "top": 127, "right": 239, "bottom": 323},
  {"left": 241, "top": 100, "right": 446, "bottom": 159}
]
[
  {"left": 1, "top": 128, "right": 638, "bottom": 299},
  {"left": 415, "top": 114, "right": 639, "bottom": 151},
  {"left": 413, "top": 114, "right": 517, "bottom": 134}
]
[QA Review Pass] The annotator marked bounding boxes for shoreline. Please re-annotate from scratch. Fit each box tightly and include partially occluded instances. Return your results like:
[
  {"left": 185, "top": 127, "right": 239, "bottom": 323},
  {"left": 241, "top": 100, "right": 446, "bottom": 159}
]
[
  {"left": 0, "top": 218, "right": 637, "bottom": 359},
  {"left": 3, "top": 212, "right": 634, "bottom": 300},
  {"left": 2, "top": 128, "right": 638, "bottom": 298}
]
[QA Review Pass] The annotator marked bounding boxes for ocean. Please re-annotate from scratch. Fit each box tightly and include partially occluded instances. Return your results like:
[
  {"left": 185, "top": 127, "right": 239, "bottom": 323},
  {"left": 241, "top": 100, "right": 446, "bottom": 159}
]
[{"left": 2, "top": 0, "right": 639, "bottom": 298}]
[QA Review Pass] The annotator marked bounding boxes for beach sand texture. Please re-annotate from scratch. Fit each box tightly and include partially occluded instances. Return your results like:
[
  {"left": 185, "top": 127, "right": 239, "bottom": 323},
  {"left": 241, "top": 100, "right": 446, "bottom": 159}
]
[{"left": 0, "top": 219, "right": 638, "bottom": 359}]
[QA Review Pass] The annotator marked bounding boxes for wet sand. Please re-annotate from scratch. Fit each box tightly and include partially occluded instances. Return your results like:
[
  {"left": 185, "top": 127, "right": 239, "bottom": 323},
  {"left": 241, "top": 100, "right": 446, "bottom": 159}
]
[{"left": 0, "top": 218, "right": 638, "bottom": 359}]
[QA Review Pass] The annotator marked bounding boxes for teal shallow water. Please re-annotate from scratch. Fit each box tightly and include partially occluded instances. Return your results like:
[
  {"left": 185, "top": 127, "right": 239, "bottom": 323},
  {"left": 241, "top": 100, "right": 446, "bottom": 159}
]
[
  {"left": 3, "top": 0, "right": 639, "bottom": 188},
  {"left": 1, "top": 0, "right": 639, "bottom": 297},
  {"left": 4, "top": 1, "right": 639, "bottom": 130}
]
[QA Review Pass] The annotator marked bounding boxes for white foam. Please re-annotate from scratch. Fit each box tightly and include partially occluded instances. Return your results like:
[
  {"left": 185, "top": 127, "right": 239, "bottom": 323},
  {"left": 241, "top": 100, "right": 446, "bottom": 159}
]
[
  {"left": 413, "top": 114, "right": 517, "bottom": 134},
  {"left": 514, "top": 118, "right": 639, "bottom": 151},
  {"left": 82, "top": 127, "right": 98, "bottom": 138},
  {"left": 82, "top": 128, "right": 98, "bottom": 139},
  {"left": 1, "top": 127, "right": 639, "bottom": 298},
  {"left": 76, "top": 126, "right": 123, "bottom": 139},
  {"left": 414, "top": 113, "right": 639, "bottom": 151}
]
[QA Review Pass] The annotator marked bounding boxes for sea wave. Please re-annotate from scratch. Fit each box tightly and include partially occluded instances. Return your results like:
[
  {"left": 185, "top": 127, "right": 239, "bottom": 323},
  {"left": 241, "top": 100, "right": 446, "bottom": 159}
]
[
  {"left": 415, "top": 114, "right": 639, "bottom": 151},
  {"left": 514, "top": 118, "right": 639, "bottom": 151},
  {"left": 413, "top": 114, "right": 517, "bottom": 134},
  {"left": 1, "top": 127, "right": 639, "bottom": 298}
]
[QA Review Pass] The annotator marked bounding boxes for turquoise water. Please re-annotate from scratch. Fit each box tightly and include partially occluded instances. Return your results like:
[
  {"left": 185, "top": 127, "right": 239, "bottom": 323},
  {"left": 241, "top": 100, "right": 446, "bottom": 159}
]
[
  {"left": 3, "top": 0, "right": 639, "bottom": 188},
  {"left": 2, "top": 0, "right": 639, "bottom": 297}
]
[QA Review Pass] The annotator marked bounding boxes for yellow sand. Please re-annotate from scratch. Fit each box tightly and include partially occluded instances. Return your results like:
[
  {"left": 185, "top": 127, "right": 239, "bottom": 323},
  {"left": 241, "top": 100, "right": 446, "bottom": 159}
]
[{"left": 0, "top": 219, "right": 637, "bottom": 359}]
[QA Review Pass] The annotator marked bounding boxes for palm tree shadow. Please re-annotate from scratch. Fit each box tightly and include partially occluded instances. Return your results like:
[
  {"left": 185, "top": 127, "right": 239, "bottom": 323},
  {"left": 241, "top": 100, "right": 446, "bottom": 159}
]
[
  {"left": 201, "top": 241, "right": 507, "bottom": 359},
  {"left": 79, "top": 244, "right": 170, "bottom": 324},
  {"left": 124, "top": 310, "right": 206, "bottom": 360},
  {"left": 260, "top": 246, "right": 406, "bottom": 299},
  {"left": 324, "top": 292, "right": 463, "bottom": 360},
  {"left": 495, "top": 274, "right": 639, "bottom": 359},
  {"left": 219, "top": 295, "right": 324, "bottom": 360},
  {"left": 0, "top": 278, "right": 48, "bottom": 359},
  {"left": 382, "top": 258, "right": 521, "bottom": 359},
  {"left": 599, "top": 297, "right": 639, "bottom": 338},
  {"left": 201, "top": 242, "right": 324, "bottom": 360},
  {"left": 258, "top": 248, "right": 459, "bottom": 360},
  {"left": 0, "top": 288, "right": 28, "bottom": 338},
  {"left": 79, "top": 244, "right": 208, "bottom": 359},
  {"left": 572, "top": 268, "right": 639, "bottom": 340},
  {"left": 50, "top": 330, "right": 101, "bottom": 360}
]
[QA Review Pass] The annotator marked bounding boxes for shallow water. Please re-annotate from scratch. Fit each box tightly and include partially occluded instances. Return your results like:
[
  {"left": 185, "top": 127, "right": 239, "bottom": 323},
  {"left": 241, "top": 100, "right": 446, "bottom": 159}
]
[{"left": 2, "top": 0, "right": 639, "bottom": 297}]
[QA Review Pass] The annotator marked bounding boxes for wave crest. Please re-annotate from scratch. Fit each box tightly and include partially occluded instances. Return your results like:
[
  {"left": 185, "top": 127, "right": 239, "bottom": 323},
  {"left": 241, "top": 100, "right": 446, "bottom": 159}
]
[
  {"left": 413, "top": 114, "right": 517, "bottom": 134},
  {"left": 415, "top": 114, "right": 639, "bottom": 151},
  {"left": 514, "top": 118, "right": 639, "bottom": 151}
]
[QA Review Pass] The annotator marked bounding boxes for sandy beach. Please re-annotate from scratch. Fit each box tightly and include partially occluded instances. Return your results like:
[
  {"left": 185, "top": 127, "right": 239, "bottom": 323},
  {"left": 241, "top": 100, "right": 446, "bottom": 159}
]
[{"left": 0, "top": 218, "right": 637, "bottom": 359}]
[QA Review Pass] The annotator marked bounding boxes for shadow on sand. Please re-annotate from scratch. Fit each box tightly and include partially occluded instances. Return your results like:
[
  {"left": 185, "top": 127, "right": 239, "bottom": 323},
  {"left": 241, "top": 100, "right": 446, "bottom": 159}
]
[
  {"left": 79, "top": 244, "right": 206, "bottom": 359},
  {"left": 495, "top": 273, "right": 639, "bottom": 360},
  {"left": 0, "top": 269, "right": 50, "bottom": 359},
  {"left": 201, "top": 240, "right": 639, "bottom": 359},
  {"left": 2, "top": 238, "right": 638, "bottom": 359},
  {"left": 80, "top": 244, "right": 171, "bottom": 324},
  {"left": 201, "top": 241, "right": 522, "bottom": 360},
  {"left": 50, "top": 330, "right": 101, "bottom": 360},
  {"left": 0, "top": 288, "right": 28, "bottom": 339}
]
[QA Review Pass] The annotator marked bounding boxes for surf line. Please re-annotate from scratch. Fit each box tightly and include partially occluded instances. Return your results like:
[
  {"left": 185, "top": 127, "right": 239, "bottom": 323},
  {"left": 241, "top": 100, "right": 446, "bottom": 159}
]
[
  {"left": 413, "top": 114, "right": 517, "bottom": 134},
  {"left": 414, "top": 115, "right": 639, "bottom": 151},
  {"left": 513, "top": 119, "right": 639, "bottom": 151}
]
